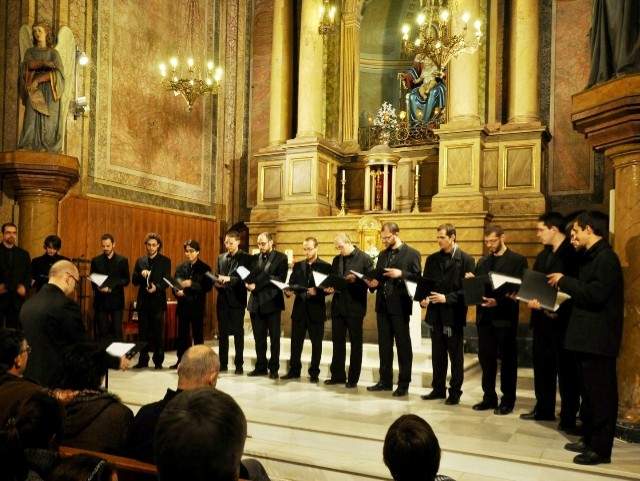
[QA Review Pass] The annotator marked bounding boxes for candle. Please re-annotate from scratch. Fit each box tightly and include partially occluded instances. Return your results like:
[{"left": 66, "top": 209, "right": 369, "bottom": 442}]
[
  {"left": 415, "top": 164, "right": 419, "bottom": 176},
  {"left": 342, "top": 169, "right": 346, "bottom": 182}
]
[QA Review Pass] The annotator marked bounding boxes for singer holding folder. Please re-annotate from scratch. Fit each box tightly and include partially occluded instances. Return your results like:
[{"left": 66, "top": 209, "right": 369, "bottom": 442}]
[{"left": 419, "top": 224, "right": 475, "bottom": 405}]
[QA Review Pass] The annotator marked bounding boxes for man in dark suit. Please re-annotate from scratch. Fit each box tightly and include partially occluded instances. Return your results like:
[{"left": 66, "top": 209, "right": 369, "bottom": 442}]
[
  {"left": 470, "top": 224, "right": 528, "bottom": 415},
  {"left": 281, "top": 237, "right": 329, "bottom": 383},
  {"left": 324, "top": 233, "right": 373, "bottom": 388},
  {"left": 90, "top": 233, "right": 130, "bottom": 343},
  {"left": 215, "top": 230, "right": 249, "bottom": 374},
  {"left": 0, "top": 222, "right": 30, "bottom": 329},
  {"left": 132, "top": 232, "right": 171, "bottom": 369},
  {"left": 365, "top": 222, "right": 421, "bottom": 397},
  {"left": 171, "top": 239, "right": 213, "bottom": 368},
  {"left": 549, "top": 211, "right": 623, "bottom": 465},
  {"left": 30, "top": 234, "right": 68, "bottom": 291},
  {"left": 420, "top": 224, "right": 475, "bottom": 405},
  {"left": 521, "top": 213, "right": 581, "bottom": 432},
  {"left": 245, "top": 232, "right": 288, "bottom": 379},
  {"left": 20, "top": 260, "right": 126, "bottom": 387}
]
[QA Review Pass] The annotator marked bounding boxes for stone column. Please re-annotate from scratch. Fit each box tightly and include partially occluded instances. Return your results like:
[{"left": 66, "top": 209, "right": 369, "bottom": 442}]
[
  {"left": 268, "top": 0, "right": 293, "bottom": 146},
  {"left": 296, "top": 0, "right": 325, "bottom": 138},
  {"left": 572, "top": 74, "right": 640, "bottom": 442},
  {"left": 339, "top": 0, "right": 360, "bottom": 150},
  {"left": 507, "top": 0, "right": 540, "bottom": 125},
  {"left": 0, "top": 151, "right": 79, "bottom": 256}
]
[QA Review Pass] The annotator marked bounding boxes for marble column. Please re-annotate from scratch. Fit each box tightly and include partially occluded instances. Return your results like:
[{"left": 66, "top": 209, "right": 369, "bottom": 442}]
[
  {"left": 296, "top": 0, "right": 325, "bottom": 138},
  {"left": 507, "top": 0, "right": 540, "bottom": 125},
  {"left": 572, "top": 74, "right": 640, "bottom": 442},
  {"left": 339, "top": 0, "right": 360, "bottom": 151},
  {"left": 268, "top": 0, "right": 293, "bottom": 147},
  {"left": 0, "top": 151, "right": 79, "bottom": 256}
]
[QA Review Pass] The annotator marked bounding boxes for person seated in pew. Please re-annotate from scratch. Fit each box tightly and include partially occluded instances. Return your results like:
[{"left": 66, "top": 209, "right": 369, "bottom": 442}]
[
  {"left": 384, "top": 414, "right": 455, "bottom": 481},
  {"left": 50, "top": 453, "right": 117, "bottom": 481},
  {"left": 155, "top": 388, "right": 270, "bottom": 481},
  {"left": 0, "top": 391, "right": 65, "bottom": 481},
  {"left": 51, "top": 343, "right": 133, "bottom": 455}
]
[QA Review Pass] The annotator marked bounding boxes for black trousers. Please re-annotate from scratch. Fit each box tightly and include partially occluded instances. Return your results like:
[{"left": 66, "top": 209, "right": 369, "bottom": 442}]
[
  {"left": 532, "top": 319, "right": 581, "bottom": 422},
  {"left": 477, "top": 323, "right": 517, "bottom": 406},
  {"left": 0, "top": 297, "right": 21, "bottom": 329},
  {"left": 288, "top": 316, "right": 324, "bottom": 377},
  {"left": 377, "top": 311, "right": 413, "bottom": 388},
  {"left": 95, "top": 309, "right": 123, "bottom": 343},
  {"left": 176, "top": 303, "right": 205, "bottom": 362},
  {"left": 250, "top": 311, "right": 281, "bottom": 374},
  {"left": 576, "top": 352, "right": 618, "bottom": 458},
  {"left": 138, "top": 306, "right": 165, "bottom": 367},
  {"left": 329, "top": 314, "right": 364, "bottom": 384},
  {"left": 430, "top": 323, "right": 464, "bottom": 397},
  {"left": 217, "top": 304, "right": 245, "bottom": 370}
]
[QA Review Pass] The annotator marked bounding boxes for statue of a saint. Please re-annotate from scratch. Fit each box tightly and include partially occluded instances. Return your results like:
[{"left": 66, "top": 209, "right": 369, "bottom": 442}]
[
  {"left": 398, "top": 54, "right": 446, "bottom": 126},
  {"left": 17, "top": 23, "right": 75, "bottom": 153},
  {"left": 588, "top": 0, "right": 640, "bottom": 87}
]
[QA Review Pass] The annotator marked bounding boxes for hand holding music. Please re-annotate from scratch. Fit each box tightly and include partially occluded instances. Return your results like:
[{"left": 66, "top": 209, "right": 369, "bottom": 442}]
[
  {"left": 147, "top": 282, "right": 157, "bottom": 293},
  {"left": 245, "top": 283, "right": 256, "bottom": 292},
  {"left": 547, "top": 273, "right": 564, "bottom": 287},
  {"left": 428, "top": 292, "right": 446, "bottom": 304},
  {"left": 419, "top": 298, "right": 430, "bottom": 308},
  {"left": 481, "top": 296, "right": 497, "bottom": 308},
  {"left": 383, "top": 268, "right": 402, "bottom": 279}
]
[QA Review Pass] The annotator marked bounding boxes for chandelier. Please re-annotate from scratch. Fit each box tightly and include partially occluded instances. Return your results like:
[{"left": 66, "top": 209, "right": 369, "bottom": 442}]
[
  {"left": 318, "top": 0, "right": 338, "bottom": 35},
  {"left": 158, "top": 0, "right": 223, "bottom": 111},
  {"left": 401, "top": 0, "right": 483, "bottom": 72}
]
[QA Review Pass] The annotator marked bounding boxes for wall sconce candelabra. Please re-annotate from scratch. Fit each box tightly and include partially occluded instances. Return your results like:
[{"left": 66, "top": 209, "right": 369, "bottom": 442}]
[
  {"left": 158, "top": 57, "right": 223, "bottom": 112},
  {"left": 72, "top": 47, "right": 90, "bottom": 119},
  {"left": 318, "top": 0, "right": 338, "bottom": 35}
]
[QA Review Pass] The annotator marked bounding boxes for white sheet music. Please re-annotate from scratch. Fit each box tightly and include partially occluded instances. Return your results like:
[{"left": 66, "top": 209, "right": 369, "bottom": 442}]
[
  {"left": 349, "top": 270, "right": 364, "bottom": 279},
  {"left": 312, "top": 271, "right": 328, "bottom": 287},
  {"left": 405, "top": 280, "right": 417, "bottom": 299},
  {"left": 489, "top": 272, "right": 522, "bottom": 289},
  {"left": 236, "top": 265, "right": 251, "bottom": 280},
  {"left": 89, "top": 273, "right": 108, "bottom": 287},
  {"left": 106, "top": 342, "right": 135, "bottom": 358},
  {"left": 270, "top": 279, "right": 289, "bottom": 290}
]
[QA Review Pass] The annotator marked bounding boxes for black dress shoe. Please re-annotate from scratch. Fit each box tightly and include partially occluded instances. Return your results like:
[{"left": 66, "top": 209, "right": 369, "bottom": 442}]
[
  {"left": 247, "top": 369, "right": 268, "bottom": 377},
  {"left": 280, "top": 372, "right": 300, "bottom": 380},
  {"left": 472, "top": 400, "right": 498, "bottom": 411},
  {"left": 445, "top": 395, "right": 460, "bottom": 405},
  {"left": 169, "top": 363, "right": 179, "bottom": 370},
  {"left": 367, "top": 382, "right": 392, "bottom": 392},
  {"left": 324, "top": 378, "right": 345, "bottom": 385},
  {"left": 558, "top": 422, "right": 583, "bottom": 436},
  {"left": 154, "top": 364, "right": 163, "bottom": 370},
  {"left": 519, "top": 411, "right": 555, "bottom": 421},
  {"left": 421, "top": 390, "right": 446, "bottom": 401},
  {"left": 392, "top": 387, "right": 408, "bottom": 397},
  {"left": 564, "top": 440, "right": 588, "bottom": 453},
  {"left": 132, "top": 363, "right": 148, "bottom": 369},
  {"left": 268, "top": 372, "right": 279, "bottom": 379},
  {"left": 345, "top": 382, "right": 357, "bottom": 389},
  {"left": 494, "top": 404, "right": 513, "bottom": 415},
  {"left": 234, "top": 368, "right": 244, "bottom": 375},
  {"left": 219, "top": 366, "right": 229, "bottom": 372},
  {"left": 309, "top": 376, "right": 319, "bottom": 383},
  {"left": 573, "top": 450, "right": 610, "bottom": 465}
]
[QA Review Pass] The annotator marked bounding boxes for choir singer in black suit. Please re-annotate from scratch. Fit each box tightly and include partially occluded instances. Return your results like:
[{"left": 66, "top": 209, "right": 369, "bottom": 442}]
[
  {"left": 549, "top": 211, "right": 623, "bottom": 465},
  {"left": 0, "top": 223, "right": 30, "bottom": 329},
  {"left": 245, "top": 232, "right": 288, "bottom": 379},
  {"left": 324, "top": 233, "right": 373, "bottom": 388},
  {"left": 90, "top": 233, "right": 130, "bottom": 343},
  {"left": 215, "top": 230, "right": 250, "bottom": 374},
  {"left": 171, "top": 239, "right": 213, "bottom": 369},
  {"left": 365, "top": 222, "right": 421, "bottom": 397},
  {"left": 420, "top": 224, "right": 475, "bottom": 405},
  {"left": 282, "top": 237, "right": 330, "bottom": 383},
  {"left": 469, "top": 224, "right": 527, "bottom": 415},
  {"left": 132, "top": 233, "right": 171, "bottom": 369},
  {"left": 30, "top": 235, "right": 68, "bottom": 291}
]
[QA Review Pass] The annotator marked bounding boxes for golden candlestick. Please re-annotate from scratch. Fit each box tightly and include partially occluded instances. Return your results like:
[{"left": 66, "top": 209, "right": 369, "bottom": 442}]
[
  {"left": 412, "top": 164, "right": 420, "bottom": 214},
  {"left": 337, "top": 169, "right": 347, "bottom": 216}
]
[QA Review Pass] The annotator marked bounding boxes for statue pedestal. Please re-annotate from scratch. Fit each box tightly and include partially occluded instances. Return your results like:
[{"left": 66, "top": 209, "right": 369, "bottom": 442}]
[
  {"left": 0, "top": 151, "right": 79, "bottom": 255},
  {"left": 572, "top": 73, "right": 640, "bottom": 443}
]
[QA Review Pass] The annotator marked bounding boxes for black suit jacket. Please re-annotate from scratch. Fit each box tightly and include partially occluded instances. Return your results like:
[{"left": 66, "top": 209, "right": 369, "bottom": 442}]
[
  {"left": 174, "top": 258, "right": 213, "bottom": 307},
  {"left": 215, "top": 250, "right": 250, "bottom": 309},
  {"left": 20, "top": 284, "right": 87, "bottom": 387},
  {"left": 559, "top": 239, "right": 624, "bottom": 357},
  {"left": 423, "top": 246, "right": 476, "bottom": 328},
  {"left": 475, "top": 248, "right": 528, "bottom": 327},
  {"left": 330, "top": 247, "right": 374, "bottom": 319},
  {"left": 247, "top": 250, "right": 288, "bottom": 315},
  {"left": 289, "top": 258, "right": 330, "bottom": 323},
  {"left": 371, "top": 243, "right": 422, "bottom": 318},
  {"left": 0, "top": 244, "right": 31, "bottom": 309},
  {"left": 31, "top": 253, "right": 68, "bottom": 291},
  {"left": 90, "top": 253, "right": 130, "bottom": 311},
  {"left": 132, "top": 254, "right": 171, "bottom": 311}
]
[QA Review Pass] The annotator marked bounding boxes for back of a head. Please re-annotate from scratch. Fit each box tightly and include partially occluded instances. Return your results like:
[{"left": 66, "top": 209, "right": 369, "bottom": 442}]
[
  {"left": 0, "top": 328, "right": 25, "bottom": 372},
  {"left": 155, "top": 388, "right": 247, "bottom": 481},
  {"left": 59, "top": 343, "right": 109, "bottom": 391},
  {"left": 49, "top": 454, "right": 116, "bottom": 481},
  {"left": 383, "top": 414, "right": 441, "bottom": 481},
  {"left": 177, "top": 345, "right": 220, "bottom": 388},
  {"left": 48, "top": 259, "right": 78, "bottom": 281}
]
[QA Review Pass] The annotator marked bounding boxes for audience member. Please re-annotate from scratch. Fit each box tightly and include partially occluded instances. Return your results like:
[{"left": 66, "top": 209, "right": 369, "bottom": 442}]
[
  {"left": 50, "top": 454, "right": 117, "bottom": 481},
  {"left": 0, "top": 328, "right": 43, "bottom": 426},
  {"left": 52, "top": 343, "right": 133, "bottom": 455},
  {"left": 0, "top": 391, "right": 65, "bottom": 481},
  {"left": 155, "top": 388, "right": 270, "bottom": 481},
  {"left": 383, "top": 414, "right": 455, "bottom": 481}
]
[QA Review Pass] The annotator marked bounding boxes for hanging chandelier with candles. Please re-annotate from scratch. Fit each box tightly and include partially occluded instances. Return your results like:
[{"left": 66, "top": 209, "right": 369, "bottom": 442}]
[
  {"left": 401, "top": 0, "right": 483, "bottom": 72},
  {"left": 158, "top": 0, "right": 223, "bottom": 112}
]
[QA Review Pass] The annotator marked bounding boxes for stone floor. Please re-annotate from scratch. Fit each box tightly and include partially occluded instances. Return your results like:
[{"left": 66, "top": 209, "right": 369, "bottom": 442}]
[{"left": 108, "top": 337, "right": 640, "bottom": 481}]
